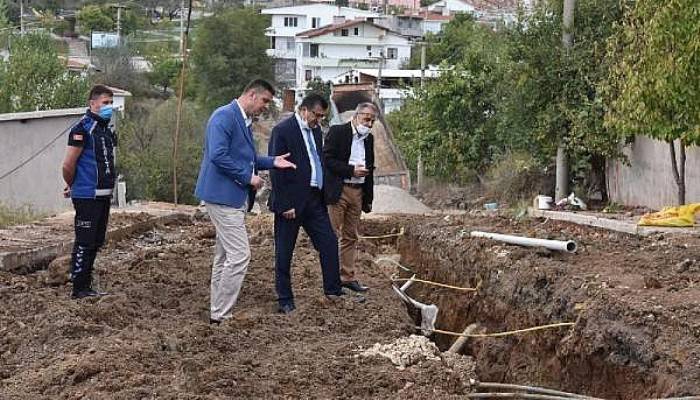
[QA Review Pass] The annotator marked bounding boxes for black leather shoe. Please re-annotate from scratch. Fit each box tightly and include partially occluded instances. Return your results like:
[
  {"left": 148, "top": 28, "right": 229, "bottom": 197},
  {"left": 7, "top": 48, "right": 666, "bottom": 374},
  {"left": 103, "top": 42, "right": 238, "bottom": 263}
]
[
  {"left": 71, "top": 288, "right": 106, "bottom": 299},
  {"left": 278, "top": 303, "right": 296, "bottom": 314},
  {"left": 341, "top": 281, "right": 369, "bottom": 292},
  {"left": 209, "top": 318, "right": 221, "bottom": 325}
]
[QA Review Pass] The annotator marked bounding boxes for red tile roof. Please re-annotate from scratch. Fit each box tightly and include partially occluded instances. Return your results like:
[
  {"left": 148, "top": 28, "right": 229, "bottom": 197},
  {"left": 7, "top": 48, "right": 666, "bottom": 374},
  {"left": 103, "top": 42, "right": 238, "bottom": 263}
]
[{"left": 296, "top": 18, "right": 403, "bottom": 38}]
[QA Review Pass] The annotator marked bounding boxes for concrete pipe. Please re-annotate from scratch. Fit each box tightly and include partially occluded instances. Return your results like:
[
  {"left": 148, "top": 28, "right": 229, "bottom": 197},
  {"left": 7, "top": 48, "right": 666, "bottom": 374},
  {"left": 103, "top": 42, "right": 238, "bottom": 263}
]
[{"left": 470, "top": 231, "right": 577, "bottom": 253}]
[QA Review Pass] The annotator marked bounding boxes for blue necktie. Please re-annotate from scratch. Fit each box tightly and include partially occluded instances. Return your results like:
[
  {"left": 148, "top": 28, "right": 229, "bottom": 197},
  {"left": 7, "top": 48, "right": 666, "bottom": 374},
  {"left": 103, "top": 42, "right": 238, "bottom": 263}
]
[{"left": 304, "top": 128, "right": 323, "bottom": 189}]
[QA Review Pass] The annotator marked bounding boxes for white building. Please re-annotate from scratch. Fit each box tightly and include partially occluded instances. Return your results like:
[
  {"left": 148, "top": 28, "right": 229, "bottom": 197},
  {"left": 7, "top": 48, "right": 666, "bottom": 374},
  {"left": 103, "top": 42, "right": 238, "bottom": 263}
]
[
  {"left": 426, "top": 0, "right": 476, "bottom": 16},
  {"left": 295, "top": 18, "right": 412, "bottom": 96},
  {"left": 261, "top": 4, "right": 379, "bottom": 86}
]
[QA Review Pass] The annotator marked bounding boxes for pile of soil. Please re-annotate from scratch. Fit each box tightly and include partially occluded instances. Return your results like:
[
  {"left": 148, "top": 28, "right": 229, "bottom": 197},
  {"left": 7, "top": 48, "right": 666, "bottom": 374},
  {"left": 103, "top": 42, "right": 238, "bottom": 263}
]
[{"left": 0, "top": 214, "right": 475, "bottom": 399}]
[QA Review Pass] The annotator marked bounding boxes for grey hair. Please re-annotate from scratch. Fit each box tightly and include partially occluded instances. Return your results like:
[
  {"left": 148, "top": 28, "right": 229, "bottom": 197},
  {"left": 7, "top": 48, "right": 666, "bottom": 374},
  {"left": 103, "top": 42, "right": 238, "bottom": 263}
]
[{"left": 354, "top": 102, "right": 379, "bottom": 116}]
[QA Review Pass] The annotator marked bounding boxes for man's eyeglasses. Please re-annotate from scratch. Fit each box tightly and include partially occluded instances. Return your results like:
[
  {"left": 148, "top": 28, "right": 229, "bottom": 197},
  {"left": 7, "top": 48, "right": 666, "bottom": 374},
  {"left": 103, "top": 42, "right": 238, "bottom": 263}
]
[{"left": 358, "top": 113, "right": 376, "bottom": 123}]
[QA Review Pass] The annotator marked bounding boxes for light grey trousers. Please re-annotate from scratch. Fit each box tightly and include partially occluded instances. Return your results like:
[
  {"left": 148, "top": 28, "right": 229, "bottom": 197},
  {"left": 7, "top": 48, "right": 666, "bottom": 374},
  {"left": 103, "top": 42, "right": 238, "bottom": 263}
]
[{"left": 205, "top": 202, "right": 250, "bottom": 321}]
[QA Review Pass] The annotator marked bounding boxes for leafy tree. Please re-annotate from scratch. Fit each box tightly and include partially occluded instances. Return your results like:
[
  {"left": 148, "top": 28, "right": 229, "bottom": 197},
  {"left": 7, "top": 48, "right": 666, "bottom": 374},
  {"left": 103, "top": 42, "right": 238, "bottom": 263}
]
[
  {"left": 390, "top": 15, "right": 508, "bottom": 182},
  {"left": 0, "top": 33, "right": 89, "bottom": 113},
  {"left": 190, "top": 7, "right": 273, "bottom": 112},
  {"left": 118, "top": 99, "right": 206, "bottom": 204},
  {"left": 77, "top": 5, "right": 113, "bottom": 34},
  {"left": 0, "top": 0, "right": 11, "bottom": 49},
  {"left": 146, "top": 48, "right": 181, "bottom": 94},
  {"left": 498, "top": 0, "right": 625, "bottom": 194},
  {"left": 605, "top": 0, "right": 700, "bottom": 205}
]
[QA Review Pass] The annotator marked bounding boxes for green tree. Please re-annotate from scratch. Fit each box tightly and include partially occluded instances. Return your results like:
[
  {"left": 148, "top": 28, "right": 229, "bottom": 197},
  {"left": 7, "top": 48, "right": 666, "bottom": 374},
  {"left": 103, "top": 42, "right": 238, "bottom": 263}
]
[
  {"left": 495, "top": 0, "right": 625, "bottom": 197},
  {"left": 77, "top": 5, "right": 113, "bottom": 34},
  {"left": 390, "top": 15, "right": 508, "bottom": 182},
  {"left": 146, "top": 48, "right": 181, "bottom": 94},
  {"left": 119, "top": 99, "right": 206, "bottom": 204},
  {"left": 0, "top": 0, "right": 10, "bottom": 49},
  {"left": 0, "top": 33, "right": 89, "bottom": 113},
  {"left": 190, "top": 7, "right": 273, "bottom": 112},
  {"left": 605, "top": 0, "right": 700, "bottom": 205}
]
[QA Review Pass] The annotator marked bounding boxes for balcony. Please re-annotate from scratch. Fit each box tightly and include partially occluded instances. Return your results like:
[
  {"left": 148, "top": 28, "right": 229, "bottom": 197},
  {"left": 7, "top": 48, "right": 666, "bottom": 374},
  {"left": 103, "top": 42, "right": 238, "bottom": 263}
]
[{"left": 266, "top": 49, "right": 296, "bottom": 59}]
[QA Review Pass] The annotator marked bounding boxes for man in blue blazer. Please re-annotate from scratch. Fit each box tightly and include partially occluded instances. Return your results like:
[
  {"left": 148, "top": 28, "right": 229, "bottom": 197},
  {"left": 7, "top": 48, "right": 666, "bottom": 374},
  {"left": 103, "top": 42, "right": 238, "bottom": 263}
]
[
  {"left": 268, "top": 94, "right": 344, "bottom": 314},
  {"left": 195, "top": 79, "right": 295, "bottom": 324}
]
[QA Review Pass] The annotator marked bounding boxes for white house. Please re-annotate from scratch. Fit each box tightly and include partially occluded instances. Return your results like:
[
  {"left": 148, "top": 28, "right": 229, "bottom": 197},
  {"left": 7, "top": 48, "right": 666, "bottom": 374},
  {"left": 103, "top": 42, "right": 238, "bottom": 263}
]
[
  {"left": 426, "top": 0, "right": 476, "bottom": 16},
  {"left": 261, "top": 4, "right": 379, "bottom": 86},
  {"left": 294, "top": 18, "right": 412, "bottom": 96}
]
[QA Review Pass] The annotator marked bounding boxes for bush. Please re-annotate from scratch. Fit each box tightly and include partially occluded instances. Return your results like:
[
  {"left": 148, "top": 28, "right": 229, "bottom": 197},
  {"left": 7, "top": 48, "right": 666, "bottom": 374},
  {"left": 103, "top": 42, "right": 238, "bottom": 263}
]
[{"left": 483, "top": 152, "right": 553, "bottom": 205}]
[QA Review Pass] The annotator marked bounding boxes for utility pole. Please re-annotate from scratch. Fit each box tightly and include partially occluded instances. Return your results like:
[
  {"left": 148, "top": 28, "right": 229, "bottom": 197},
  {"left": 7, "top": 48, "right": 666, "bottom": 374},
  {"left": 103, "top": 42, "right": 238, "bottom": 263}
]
[
  {"left": 179, "top": 0, "right": 185, "bottom": 55},
  {"left": 19, "top": 0, "right": 24, "bottom": 35},
  {"left": 555, "top": 0, "right": 575, "bottom": 201},
  {"left": 420, "top": 42, "right": 426, "bottom": 89}
]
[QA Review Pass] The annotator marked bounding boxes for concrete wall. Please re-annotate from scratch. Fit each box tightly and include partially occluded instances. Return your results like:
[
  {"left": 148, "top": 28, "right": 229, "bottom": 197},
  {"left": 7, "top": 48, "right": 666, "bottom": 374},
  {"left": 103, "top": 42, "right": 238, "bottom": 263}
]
[
  {"left": 607, "top": 135, "right": 700, "bottom": 209},
  {"left": 0, "top": 109, "right": 85, "bottom": 213}
]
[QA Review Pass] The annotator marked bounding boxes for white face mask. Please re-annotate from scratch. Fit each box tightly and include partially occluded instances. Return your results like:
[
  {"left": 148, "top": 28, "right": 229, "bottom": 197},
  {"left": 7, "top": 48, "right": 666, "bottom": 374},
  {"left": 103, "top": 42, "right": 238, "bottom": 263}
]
[{"left": 356, "top": 124, "right": 371, "bottom": 135}]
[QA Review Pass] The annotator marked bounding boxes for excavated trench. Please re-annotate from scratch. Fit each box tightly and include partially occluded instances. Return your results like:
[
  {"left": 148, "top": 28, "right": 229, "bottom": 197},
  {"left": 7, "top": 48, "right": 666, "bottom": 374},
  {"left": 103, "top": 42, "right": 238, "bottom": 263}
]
[{"left": 362, "top": 215, "right": 700, "bottom": 400}]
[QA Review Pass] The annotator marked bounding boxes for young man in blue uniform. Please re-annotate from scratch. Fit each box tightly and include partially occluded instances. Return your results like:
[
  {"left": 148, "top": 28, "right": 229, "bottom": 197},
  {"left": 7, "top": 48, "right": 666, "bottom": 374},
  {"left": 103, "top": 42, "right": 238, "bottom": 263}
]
[{"left": 61, "top": 84, "right": 116, "bottom": 299}]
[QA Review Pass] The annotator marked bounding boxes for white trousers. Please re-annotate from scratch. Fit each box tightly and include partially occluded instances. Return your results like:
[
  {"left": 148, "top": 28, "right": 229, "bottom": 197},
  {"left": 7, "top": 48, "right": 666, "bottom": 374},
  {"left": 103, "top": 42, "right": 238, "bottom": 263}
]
[{"left": 205, "top": 202, "right": 250, "bottom": 321}]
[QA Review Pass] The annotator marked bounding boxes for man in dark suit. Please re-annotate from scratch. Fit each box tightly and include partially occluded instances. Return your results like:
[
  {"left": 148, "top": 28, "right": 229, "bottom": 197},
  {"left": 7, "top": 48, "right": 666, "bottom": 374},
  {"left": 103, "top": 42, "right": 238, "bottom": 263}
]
[
  {"left": 323, "top": 102, "right": 378, "bottom": 293},
  {"left": 268, "top": 94, "right": 344, "bottom": 314},
  {"left": 195, "top": 79, "right": 296, "bottom": 324}
]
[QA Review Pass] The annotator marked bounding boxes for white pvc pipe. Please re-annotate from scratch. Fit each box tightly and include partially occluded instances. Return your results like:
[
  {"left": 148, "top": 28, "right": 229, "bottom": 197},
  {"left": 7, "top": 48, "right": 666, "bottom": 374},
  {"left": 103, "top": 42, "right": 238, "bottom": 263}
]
[{"left": 470, "top": 231, "right": 577, "bottom": 253}]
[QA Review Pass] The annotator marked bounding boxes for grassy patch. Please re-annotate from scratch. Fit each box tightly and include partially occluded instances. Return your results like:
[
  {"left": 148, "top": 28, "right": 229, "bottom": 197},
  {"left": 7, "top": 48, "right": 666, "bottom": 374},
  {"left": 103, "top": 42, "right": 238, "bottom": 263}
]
[{"left": 0, "top": 204, "right": 44, "bottom": 228}]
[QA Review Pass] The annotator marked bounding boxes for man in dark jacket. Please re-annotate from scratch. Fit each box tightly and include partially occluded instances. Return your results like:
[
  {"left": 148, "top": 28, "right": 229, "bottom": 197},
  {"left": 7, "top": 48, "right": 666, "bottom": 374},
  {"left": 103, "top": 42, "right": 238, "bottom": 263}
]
[
  {"left": 268, "top": 94, "right": 344, "bottom": 314},
  {"left": 322, "top": 102, "right": 377, "bottom": 293}
]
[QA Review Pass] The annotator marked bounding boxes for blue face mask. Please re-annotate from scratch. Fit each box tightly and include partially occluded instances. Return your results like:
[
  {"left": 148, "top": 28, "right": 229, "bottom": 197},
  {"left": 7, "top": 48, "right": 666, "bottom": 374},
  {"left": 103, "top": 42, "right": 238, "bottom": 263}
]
[{"left": 98, "top": 104, "right": 113, "bottom": 120}]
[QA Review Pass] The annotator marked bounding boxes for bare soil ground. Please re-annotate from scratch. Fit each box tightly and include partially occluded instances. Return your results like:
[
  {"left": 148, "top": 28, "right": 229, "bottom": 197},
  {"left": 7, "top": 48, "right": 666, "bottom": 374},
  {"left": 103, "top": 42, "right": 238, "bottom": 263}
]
[
  {"left": 391, "top": 212, "right": 700, "bottom": 399},
  {"left": 0, "top": 214, "right": 474, "bottom": 399},
  {"left": 1, "top": 210, "right": 699, "bottom": 399}
]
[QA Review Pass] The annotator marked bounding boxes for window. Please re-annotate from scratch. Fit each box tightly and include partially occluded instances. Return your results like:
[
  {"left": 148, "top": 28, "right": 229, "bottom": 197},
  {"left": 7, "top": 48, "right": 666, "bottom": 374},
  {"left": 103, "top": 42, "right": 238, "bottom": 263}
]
[
  {"left": 341, "top": 29, "right": 349, "bottom": 36},
  {"left": 284, "top": 17, "right": 298, "bottom": 27},
  {"left": 310, "top": 44, "right": 319, "bottom": 58},
  {"left": 305, "top": 70, "right": 313, "bottom": 81},
  {"left": 367, "top": 45, "right": 372, "bottom": 57},
  {"left": 312, "top": 17, "right": 321, "bottom": 28},
  {"left": 354, "top": 27, "right": 359, "bottom": 36},
  {"left": 286, "top": 39, "right": 295, "bottom": 50},
  {"left": 387, "top": 48, "right": 398, "bottom": 59}
]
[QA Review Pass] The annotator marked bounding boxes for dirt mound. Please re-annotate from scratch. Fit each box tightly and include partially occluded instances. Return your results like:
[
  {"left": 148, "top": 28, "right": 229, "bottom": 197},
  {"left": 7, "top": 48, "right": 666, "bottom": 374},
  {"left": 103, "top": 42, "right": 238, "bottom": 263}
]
[{"left": 0, "top": 214, "right": 473, "bottom": 399}]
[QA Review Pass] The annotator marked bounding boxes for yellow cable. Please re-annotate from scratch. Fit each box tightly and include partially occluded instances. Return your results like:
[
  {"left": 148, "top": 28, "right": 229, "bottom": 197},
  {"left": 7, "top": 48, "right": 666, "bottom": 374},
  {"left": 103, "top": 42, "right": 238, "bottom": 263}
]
[
  {"left": 425, "top": 322, "right": 576, "bottom": 338},
  {"left": 359, "top": 227, "right": 405, "bottom": 240},
  {"left": 391, "top": 277, "right": 477, "bottom": 292}
]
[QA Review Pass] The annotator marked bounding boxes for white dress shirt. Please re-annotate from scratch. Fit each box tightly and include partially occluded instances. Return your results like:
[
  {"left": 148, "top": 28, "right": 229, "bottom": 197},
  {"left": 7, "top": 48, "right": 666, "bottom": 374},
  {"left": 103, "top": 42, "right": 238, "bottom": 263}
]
[
  {"left": 295, "top": 113, "right": 320, "bottom": 188},
  {"left": 344, "top": 122, "right": 369, "bottom": 184}
]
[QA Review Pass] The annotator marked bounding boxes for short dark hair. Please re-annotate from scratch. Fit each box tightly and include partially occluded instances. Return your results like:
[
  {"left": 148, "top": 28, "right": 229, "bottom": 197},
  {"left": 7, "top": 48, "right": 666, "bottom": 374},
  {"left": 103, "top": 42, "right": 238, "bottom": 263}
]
[
  {"left": 300, "top": 93, "right": 328, "bottom": 111},
  {"left": 88, "top": 84, "right": 114, "bottom": 101},
  {"left": 243, "top": 79, "right": 275, "bottom": 96}
]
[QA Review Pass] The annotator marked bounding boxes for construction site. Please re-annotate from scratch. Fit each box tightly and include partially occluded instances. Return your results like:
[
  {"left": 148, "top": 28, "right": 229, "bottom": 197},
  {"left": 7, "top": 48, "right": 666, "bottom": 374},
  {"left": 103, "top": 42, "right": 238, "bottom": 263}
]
[
  {"left": 1, "top": 87, "right": 700, "bottom": 400},
  {"left": 1, "top": 189, "right": 699, "bottom": 399}
]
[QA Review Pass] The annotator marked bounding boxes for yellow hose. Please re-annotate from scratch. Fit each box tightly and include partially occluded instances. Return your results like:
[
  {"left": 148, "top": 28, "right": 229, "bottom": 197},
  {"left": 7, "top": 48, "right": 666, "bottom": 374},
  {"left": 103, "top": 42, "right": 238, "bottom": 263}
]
[
  {"left": 426, "top": 322, "right": 576, "bottom": 338},
  {"left": 391, "top": 277, "right": 477, "bottom": 292}
]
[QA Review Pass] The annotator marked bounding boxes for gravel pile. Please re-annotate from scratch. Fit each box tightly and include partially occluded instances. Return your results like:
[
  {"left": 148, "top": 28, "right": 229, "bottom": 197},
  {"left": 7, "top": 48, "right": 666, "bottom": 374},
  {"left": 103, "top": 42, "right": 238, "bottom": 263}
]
[
  {"left": 372, "top": 185, "right": 432, "bottom": 215},
  {"left": 358, "top": 334, "right": 440, "bottom": 370}
]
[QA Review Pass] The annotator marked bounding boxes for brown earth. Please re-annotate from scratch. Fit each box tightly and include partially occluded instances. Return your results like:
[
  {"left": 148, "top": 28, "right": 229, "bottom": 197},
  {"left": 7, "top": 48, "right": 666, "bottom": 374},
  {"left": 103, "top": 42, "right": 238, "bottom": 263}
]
[
  {"left": 389, "top": 212, "right": 700, "bottom": 399},
  {"left": 0, "top": 214, "right": 474, "bottom": 399},
  {"left": 1, "top": 211, "right": 699, "bottom": 399}
]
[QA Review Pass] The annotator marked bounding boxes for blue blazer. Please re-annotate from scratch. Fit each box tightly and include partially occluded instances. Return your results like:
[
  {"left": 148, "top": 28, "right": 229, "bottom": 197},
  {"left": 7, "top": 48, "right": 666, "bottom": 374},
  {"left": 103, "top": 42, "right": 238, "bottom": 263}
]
[
  {"left": 195, "top": 101, "right": 274, "bottom": 209},
  {"left": 268, "top": 115, "right": 324, "bottom": 214}
]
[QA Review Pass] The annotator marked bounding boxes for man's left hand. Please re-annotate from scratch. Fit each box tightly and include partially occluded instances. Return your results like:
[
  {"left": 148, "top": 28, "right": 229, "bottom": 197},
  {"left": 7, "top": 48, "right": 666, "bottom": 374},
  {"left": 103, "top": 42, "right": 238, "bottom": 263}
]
[{"left": 274, "top": 153, "right": 296, "bottom": 169}]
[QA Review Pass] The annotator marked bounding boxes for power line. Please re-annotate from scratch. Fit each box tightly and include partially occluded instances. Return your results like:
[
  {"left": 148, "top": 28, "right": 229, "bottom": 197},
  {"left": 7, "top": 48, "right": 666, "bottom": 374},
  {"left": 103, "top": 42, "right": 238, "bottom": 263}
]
[{"left": 0, "top": 119, "right": 79, "bottom": 182}]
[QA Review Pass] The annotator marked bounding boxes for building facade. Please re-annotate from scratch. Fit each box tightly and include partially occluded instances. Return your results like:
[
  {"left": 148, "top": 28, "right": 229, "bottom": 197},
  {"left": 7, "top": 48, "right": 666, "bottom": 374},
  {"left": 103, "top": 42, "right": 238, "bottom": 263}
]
[
  {"left": 294, "top": 18, "right": 412, "bottom": 98},
  {"left": 261, "top": 4, "right": 379, "bottom": 87}
]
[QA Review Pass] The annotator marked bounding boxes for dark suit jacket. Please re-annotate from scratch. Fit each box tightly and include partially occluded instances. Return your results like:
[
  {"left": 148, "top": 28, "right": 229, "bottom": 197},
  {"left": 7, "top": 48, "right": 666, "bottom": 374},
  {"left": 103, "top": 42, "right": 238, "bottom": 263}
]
[
  {"left": 322, "top": 121, "right": 374, "bottom": 212},
  {"left": 268, "top": 115, "right": 325, "bottom": 214}
]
